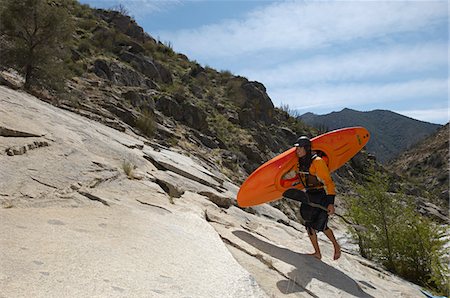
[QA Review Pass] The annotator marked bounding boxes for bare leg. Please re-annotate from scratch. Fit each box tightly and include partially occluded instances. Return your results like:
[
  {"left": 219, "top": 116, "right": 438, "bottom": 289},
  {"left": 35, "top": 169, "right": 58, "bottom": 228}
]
[
  {"left": 323, "top": 228, "right": 341, "bottom": 260},
  {"left": 307, "top": 228, "right": 322, "bottom": 260}
]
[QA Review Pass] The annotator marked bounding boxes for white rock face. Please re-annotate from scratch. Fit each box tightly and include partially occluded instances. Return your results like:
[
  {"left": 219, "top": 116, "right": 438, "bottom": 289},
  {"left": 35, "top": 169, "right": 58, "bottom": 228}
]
[{"left": 0, "top": 86, "right": 422, "bottom": 297}]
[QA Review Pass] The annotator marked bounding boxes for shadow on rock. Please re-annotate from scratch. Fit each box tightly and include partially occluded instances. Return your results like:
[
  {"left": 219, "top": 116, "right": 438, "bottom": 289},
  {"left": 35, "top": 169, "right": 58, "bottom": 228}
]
[{"left": 233, "top": 230, "right": 373, "bottom": 298}]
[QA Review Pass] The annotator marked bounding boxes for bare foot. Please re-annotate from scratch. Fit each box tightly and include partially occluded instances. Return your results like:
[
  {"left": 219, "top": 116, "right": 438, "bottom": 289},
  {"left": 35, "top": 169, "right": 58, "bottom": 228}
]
[
  {"left": 333, "top": 247, "right": 341, "bottom": 260},
  {"left": 308, "top": 252, "right": 322, "bottom": 260}
]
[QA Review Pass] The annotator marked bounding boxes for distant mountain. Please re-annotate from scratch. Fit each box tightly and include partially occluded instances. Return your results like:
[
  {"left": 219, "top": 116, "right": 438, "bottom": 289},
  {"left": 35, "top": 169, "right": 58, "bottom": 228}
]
[
  {"left": 298, "top": 108, "right": 442, "bottom": 162},
  {"left": 389, "top": 123, "right": 449, "bottom": 208}
]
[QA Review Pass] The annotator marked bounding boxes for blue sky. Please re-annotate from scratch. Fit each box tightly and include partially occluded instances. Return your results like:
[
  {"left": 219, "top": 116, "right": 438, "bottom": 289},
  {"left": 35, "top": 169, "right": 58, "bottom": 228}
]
[{"left": 80, "top": 0, "right": 449, "bottom": 125}]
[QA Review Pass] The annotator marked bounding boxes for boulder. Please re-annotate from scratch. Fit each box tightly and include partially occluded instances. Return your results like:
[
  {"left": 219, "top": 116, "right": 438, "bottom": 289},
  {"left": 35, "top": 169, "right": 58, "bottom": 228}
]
[
  {"left": 155, "top": 96, "right": 184, "bottom": 122},
  {"left": 93, "top": 59, "right": 155, "bottom": 88},
  {"left": 182, "top": 102, "right": 208, "bottom": 132},
  {"left": 155, "top": 96, "right": 208, "bottom": 132},
  {"left": 100, "top": 101, "right": 139, "bottom": 127},
  {"left": 191, "top": 130, "right": 219, "bottom": 149},
  {"left": 226, "top": 78, "right": 274, "bottom": 126},
  {"left": 279, "top": 127, "right": 297, "bottom": 142},
  {"left": 122, "top": 90, "right": 155, "bottom": 113},
  {"left": 0, "top": 69, "right": 23, "bottom": 90},
  {"left": 199, "top": 191, "right": 236, "bottom": 208},
  {"left": 239, "top": 142, "right": 265, "bottom": 169},
  {"left": 94, "top": 9, "right": 155, "bottom": 43},
  {"left": 119, "top": 51, "right": 172, "bottom": 84},
  {"left": 117, "top": 40, "right": 145, "bottom": 54}
]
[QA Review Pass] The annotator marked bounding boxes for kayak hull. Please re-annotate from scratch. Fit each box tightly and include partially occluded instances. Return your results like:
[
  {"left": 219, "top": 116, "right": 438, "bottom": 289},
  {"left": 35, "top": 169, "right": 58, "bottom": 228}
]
[{"left": 237, "top": 127, "right": 370, "bottom": 207}]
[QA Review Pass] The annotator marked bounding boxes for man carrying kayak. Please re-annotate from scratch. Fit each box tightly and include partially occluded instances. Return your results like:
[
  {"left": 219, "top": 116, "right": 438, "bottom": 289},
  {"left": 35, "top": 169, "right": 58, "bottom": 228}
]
[{"left": 283, "top": 136, "right": 341, "bottom": 260}]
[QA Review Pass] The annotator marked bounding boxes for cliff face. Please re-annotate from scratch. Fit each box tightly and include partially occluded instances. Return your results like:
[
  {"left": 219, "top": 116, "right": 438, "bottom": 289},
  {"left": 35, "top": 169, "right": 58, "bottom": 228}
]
[{"left": 0, "top": 86, "right": 424, "bottom": 297}]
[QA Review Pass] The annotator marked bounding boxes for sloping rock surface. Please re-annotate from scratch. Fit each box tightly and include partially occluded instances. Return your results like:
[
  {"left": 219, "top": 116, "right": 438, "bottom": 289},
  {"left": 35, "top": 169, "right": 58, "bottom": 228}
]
[{"left": 0, "top": 86, "right": 423, "bottom": 297}]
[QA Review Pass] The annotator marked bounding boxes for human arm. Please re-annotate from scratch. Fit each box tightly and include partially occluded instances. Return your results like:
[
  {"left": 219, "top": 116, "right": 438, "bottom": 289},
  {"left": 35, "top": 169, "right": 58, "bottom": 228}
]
[{"left": 312, "top": 157, "right": 336, "bottom": 211}]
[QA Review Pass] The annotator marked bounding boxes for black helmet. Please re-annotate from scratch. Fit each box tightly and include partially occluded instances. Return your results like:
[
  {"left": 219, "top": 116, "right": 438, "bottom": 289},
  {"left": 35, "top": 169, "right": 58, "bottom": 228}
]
[{"left": 294, "top": 136, "right": 310, "bottom": 148}]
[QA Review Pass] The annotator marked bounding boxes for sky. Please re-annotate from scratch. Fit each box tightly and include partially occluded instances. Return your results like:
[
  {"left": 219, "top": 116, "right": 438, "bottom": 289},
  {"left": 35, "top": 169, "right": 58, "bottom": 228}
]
[{"left": 80, "top": 0, "right": 449, "bottom": 125}]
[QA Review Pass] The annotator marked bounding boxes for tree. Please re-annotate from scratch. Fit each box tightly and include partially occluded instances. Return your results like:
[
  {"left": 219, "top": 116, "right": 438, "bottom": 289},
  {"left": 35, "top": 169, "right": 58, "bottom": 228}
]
[
  {"left": 0, "top": 0, "right": 73, "bottom": 91},
  {"left": 345, "top": 170, "right": 448, "bottom": 295}
]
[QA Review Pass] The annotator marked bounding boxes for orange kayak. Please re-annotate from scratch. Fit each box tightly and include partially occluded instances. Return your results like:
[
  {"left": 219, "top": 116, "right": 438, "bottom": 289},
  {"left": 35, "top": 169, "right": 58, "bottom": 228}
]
[{"left": 237, "top": 127, "right": 370, "bottom": 207}]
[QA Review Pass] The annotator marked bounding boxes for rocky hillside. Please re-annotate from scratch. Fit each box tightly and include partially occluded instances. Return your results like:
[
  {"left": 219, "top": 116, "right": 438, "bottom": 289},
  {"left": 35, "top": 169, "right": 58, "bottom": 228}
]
[
  {"left": 0, "top": 1, "right": 318, "bottom": 185},
  {"left": 0, "top": 0, "right": 375, "bottom": 228},
  {"left": 1, "top": 0, "right": 445, "bottom": 230},
  {"left": 389, "top": 123, "right": 449, "bottom": 209},
  {"left": 299, "top": 109, "right": 442, "bottom": 163},
  {"left": 0, "top": 85, "right": 426, "bottom": 297}
]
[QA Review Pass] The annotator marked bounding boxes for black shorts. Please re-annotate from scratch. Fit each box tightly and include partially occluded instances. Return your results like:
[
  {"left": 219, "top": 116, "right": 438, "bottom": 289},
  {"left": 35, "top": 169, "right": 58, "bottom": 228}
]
[{"left": 300, "top": 190, "right": 329, "bottom": 232}]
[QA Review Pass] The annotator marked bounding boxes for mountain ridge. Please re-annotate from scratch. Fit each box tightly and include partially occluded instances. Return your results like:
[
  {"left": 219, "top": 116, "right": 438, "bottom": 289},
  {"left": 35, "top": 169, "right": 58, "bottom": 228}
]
[{"left": 298, "top": 108, "right": 442, "bottom": 162}]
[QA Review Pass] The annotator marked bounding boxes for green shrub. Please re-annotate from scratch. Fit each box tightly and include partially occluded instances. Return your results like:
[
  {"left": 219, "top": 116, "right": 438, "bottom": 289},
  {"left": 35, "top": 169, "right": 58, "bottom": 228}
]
[
  {"left": 220, "top": 69, "right": 233, "bottom": 79},
  {"left": 91, "top": 29, "right": 115, "bottom": 53},
  {"left": 72, "top": 3, "right": 93, "bottom": 18},
  {"left": 77, "top": 18, "right": 97, "bottom": 31},
  {"left": 345, "top": 170, "right": 448, "bottom": 295},
  {"left": 66, "top": 60, "right": 85, "bottom": 77},
  {"left": 208, "top": 113, "right": 235, "bottom": 145},
  {"left": 1, "top": 0, "right": 74, "bottom": 90},
  {"left": 78, "top": 39, "right": 92, "bottom": 54},
  {"left": 143, "top": 40, "right": 157, "bottom": 54},
  {"left": 155, "top": 41, "right": 175, "bottom": 57},
  {"left": 136, "top": 111, "right": 156, "bottom": 138}
]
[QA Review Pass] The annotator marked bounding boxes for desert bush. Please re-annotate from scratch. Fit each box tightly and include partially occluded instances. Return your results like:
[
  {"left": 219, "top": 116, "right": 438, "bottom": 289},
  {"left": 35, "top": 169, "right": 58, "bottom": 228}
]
[
  {"left": 72, "top": 3, "right": 93, "bottom": 18},
  {"left": 136, "top": 110, "right": 156, "bottom": 138},
  {"left": 208, "top": 114, "right": 235, "bottom": 145},
  {"left": 220, "top": 69, "right": 233, "bottom": 76},
  {"left": 109, "top": 4, "right": 129, "bottom": 16},
  {"left": 66, "top": 60, "right": 85, "bottom": 77},
  {"left": 91, "top": 28, "right": 117, "bottom": 53},
  {"left": 78, "top": 39, "right": 93, "bottom": 54},
  {"left": 77, "top": 18, "right": 97, "bottom": 31},
  {"left": 122, "top": 160, "right": 134, "bottom": 178},
  {"left": 279, "top": 103, "right": 300, "bottom": 118}
]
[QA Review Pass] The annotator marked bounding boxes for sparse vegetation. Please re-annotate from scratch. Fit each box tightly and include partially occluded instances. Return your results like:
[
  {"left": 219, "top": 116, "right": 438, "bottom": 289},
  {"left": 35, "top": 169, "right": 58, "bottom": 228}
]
[
  {"left": 220, "top": 69, "right": 233, "bottom": 77},
  {"left": 279, "top": 103, "right": 300, "bottom": 117},
  {"left": 77, "top": 18, "right": 97, "bottom": 31},
  {"left": 110, "top": 4, "right": 129, "bottom": 16},
  {"left": 345, "top": 170, "right": 448, "bottom": 295},
  {"left": 136, "top": 111, "right": 156, "bottom": 138},
  {"left": 207, "top": 113, "right": 249, "bottom": 149},
  {"left": 78, "top": 39, "right": 93, "bottom": 54},
  {"left": 122, "top": 160, "right": 135, "bottom": 178},
  {"left": 72, "top": 2, "right": 93, "bottom": 18},
  {"left": 1, "top": 199, "right": 13, "bottom": 209}
]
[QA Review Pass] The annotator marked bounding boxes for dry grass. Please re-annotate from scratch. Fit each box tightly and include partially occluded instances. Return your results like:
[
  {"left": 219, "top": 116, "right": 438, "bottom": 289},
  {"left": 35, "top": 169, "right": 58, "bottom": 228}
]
[
  {"left": 122, "top": 160, "right": 135, "bottom": 178},
  {"left": 1, "top": 199, "right": 14, "bottom": 209}
]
